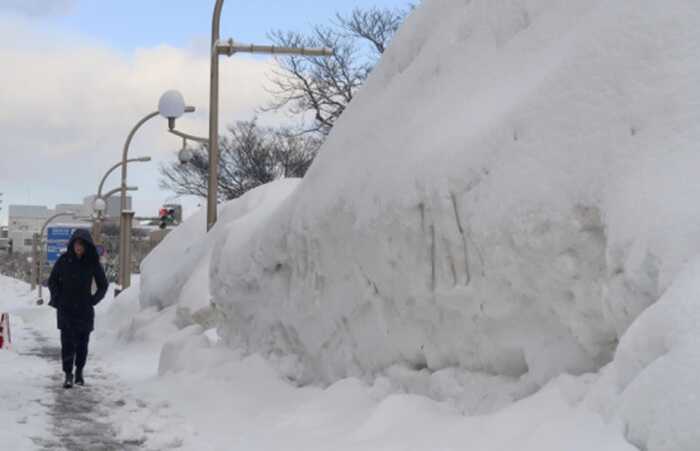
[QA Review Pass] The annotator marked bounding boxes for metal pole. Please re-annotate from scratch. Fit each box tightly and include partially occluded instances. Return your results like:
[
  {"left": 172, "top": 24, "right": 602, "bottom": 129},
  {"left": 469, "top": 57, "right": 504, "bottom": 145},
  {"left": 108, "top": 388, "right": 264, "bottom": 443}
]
[
  {"left": 118, "top": 213, "right": 126, "bottom": 290},
  {"left": 120, "top": 114, "right": 158, "bottom": 213},
  {"left": 93, "top": 186, "right": 138, "bottom": 246},
  {"left": 95, "top": 158, "right": 149, "bottom": 245},
  {"left": 37, "top": 212, "right": 75, "bottom": 303},
  {"left": 118, "top": 112, "right": 158, "bottom": 292},
  {"left": 92, "top": 217, "right": 103, "bottom": 246},
  {"left": 99, "top": 158, "right": 150, "bottom": 201},
  {"left": 38, "top": 241, "right": 45, "bottom": 303},
  {"left": 208, "top": 0, "right": 225, "bottom": 231},
  {"left": 31, "top": 233, "right": 38, "bottom": 291},
  {"left": 216, "top": 40, "right": 334, "bottom": 57},
  {"left": 205, "top": 0, "right": 332, "bottom": 232},
  {"left": 120, "top": 211, "right": 135, "bottom": 290}
]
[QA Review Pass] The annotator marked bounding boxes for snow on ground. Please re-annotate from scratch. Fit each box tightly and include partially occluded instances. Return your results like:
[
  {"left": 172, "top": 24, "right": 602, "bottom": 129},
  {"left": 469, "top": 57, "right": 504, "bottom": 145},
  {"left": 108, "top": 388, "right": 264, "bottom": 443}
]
[
  {"left": 1, "top": 274, "right": 637, "bottom": 450},
  {"left": 0, "top": 276, "right": 54, "bottom": 449},
  {"left": 0, "top": 275, "right": 197, "bottom": 450},
  {"left": 3, "top": 0, "right": 700, "bottom": 449}
]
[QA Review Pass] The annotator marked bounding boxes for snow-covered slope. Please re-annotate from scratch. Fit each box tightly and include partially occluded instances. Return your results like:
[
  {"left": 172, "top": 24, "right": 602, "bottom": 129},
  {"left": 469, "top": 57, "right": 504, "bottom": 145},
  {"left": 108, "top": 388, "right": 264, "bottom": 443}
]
[
  {"left": 139, "top": 1, "right": 700, "bottom": 449},
  {"left": 139, "top": 178, "right": 300, "bottom": 325},
  {"left": 210, "top": 0, "right": 699, "bottom": 380}
]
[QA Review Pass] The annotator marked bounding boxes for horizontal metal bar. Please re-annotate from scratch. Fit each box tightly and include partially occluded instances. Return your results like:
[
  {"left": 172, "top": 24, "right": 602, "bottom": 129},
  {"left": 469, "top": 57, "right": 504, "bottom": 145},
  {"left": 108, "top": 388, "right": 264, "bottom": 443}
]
[{"left": 216, "top": 39, "right": 334, "bottom": 58}]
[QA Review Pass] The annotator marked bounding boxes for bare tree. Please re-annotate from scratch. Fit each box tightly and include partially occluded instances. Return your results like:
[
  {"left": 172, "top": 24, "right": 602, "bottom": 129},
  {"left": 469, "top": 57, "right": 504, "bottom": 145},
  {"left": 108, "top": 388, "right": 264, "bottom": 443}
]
[
  {"left": 0, "top": 253, "right": 33, "bottom": 284},
  {"left": 160, "top": 5, "right": 412, "bottom": 201},
  {"left": 160, "top": 121, "right": 320, "bottom": 201},
  {"left": 266, "top": 6, "right": 411, "bottom": 136},
  {"left": 336, "top": 7, "right": 408, "bottom": 55}
]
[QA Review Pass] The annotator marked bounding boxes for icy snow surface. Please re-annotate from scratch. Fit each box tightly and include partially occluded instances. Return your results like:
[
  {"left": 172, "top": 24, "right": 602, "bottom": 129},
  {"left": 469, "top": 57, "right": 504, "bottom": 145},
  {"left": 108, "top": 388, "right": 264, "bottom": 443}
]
[
  {"left": 138, "top": 0, "right": 700, "bottom": 449},
  {"left": 1, "top": 275, "right": 636, "bottom": 450}
]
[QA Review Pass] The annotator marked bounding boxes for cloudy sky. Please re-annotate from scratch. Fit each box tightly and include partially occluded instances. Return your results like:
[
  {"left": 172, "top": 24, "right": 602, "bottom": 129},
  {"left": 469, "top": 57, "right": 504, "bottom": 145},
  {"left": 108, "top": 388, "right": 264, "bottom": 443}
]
[{"left": 0, "top": 0, "right": 407, "bottom": 224}]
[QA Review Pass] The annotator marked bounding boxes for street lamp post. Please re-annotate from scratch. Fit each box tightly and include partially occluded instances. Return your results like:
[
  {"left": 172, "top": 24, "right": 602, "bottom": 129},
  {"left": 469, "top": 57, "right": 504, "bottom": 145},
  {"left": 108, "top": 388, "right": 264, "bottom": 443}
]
[
  {"left": 35, "top": 211, "right": 76, "bottom": 304},
  {"left": 93, "top": 157, "right": 150, "bottom": 246},
  {"left": 112, "top": 2, "right": 335, "bottom": 290},
  {"left": 99, "top": 158, "right": 150, "bottom": 202},
  {"left": 29, "top": 243, "right": 36, "bottom": 291},
  {"left": 117, "top": 92, "right": 195, "bottom": 293},
  {"left": 117, "top": 112, "right": 162, "bottom": 294},
  {"left": 94, "top": 186, "right": 138, "bottom": 242},
  {"left": 205, "top": 0, "right": 334, "bottom": 231}
]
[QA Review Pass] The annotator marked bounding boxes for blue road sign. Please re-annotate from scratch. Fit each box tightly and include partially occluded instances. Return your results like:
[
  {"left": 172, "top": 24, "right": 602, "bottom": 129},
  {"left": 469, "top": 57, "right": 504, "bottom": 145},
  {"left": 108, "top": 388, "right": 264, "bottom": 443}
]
[{"left": 46, "top": 226, "right": 81, "bottom": 264}]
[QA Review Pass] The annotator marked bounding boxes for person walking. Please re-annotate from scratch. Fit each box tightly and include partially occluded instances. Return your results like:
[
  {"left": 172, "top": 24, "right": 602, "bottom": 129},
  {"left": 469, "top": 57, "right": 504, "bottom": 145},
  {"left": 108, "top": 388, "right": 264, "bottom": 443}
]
[{"left": 48, "top": 229, "right": 108, "bottom": 388}]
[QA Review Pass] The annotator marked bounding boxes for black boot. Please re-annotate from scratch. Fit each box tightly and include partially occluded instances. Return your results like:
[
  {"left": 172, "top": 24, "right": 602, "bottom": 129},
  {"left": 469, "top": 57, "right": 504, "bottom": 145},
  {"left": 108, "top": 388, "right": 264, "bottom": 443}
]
[
  {"left": 75, "top": 369, "right": 84, "bottom": 386},
  {"left": 63, "top": 373, "right": 74, "bottom": 389}
]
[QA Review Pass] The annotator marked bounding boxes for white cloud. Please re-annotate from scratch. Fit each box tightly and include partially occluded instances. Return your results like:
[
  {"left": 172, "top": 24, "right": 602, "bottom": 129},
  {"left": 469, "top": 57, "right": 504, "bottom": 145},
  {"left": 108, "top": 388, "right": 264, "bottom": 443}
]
[
  {"left": 0, "top": 0, "right": 75, "bottom": 17},
  {"left": 0, "top": 16, "right": 284, "bottom": 223}
]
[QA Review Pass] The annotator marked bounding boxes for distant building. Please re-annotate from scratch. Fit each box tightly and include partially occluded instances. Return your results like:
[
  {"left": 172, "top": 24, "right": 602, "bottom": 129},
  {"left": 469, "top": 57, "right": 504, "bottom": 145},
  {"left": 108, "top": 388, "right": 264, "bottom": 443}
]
[
  {"left": 4, "top": 195, "right": 138, "bottom": 254},
  {"left": 6, "top": 204, "right": 91, "bottom": 254},
  {"left": 55, "top": 203, "right": 84, "bottom": 216},
  {"left": 7, "top": 205, "right": 51, "bottom": 254}
]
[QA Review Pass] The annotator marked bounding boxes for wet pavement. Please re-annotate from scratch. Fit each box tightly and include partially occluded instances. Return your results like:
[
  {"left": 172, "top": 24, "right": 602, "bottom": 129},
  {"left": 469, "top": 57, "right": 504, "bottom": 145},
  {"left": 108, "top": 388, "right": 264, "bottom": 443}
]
[{"left": 25, "top": 332, "right": 146, "bottom": 451}]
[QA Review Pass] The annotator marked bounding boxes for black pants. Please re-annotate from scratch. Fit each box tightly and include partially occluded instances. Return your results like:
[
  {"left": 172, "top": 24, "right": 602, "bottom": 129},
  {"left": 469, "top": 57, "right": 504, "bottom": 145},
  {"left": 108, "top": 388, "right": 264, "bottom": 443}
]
[{"left": 60, "top": 329, "right": 91, "bottom": 374}]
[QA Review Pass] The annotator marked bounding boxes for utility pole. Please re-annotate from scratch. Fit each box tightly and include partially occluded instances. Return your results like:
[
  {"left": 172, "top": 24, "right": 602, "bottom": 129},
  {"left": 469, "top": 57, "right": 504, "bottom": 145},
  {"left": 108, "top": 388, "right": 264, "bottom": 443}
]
[
  {"left": 115, "top": 92, "right": 194, "bottom": 295},
  {"left": 163, "top": 3, "right": 334, "bottom": 232},
  {"left": 205, "top": 0, "right": 334, "bottom": 231}
]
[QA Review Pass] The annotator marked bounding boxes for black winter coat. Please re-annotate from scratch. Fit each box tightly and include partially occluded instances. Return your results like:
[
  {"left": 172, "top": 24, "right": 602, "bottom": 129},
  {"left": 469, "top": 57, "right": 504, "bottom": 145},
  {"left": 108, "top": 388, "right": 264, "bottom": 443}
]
[{"left": 48, "top": 229, "right": 108, "bottom": 332}]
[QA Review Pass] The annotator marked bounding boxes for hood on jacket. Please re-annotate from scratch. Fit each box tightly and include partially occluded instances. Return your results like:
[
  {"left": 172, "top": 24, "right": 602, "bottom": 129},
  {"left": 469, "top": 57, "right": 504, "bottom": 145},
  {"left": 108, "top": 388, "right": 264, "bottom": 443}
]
[{"left": 66, "top": 228, "right": 98, "bottom": 263}]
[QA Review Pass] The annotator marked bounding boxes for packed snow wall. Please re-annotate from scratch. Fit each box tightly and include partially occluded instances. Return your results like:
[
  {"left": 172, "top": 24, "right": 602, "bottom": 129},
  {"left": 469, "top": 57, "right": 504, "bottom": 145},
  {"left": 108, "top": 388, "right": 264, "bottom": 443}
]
[
  {"left": 136, "top": 1, "right": 700, "bottom": 448},
  {"left": 140, "top": 0, "right": 700, "bottom": 434},
  {"left": 139, "top": 179, "right": 301, "bottom": 326},
  {"left": 197, "top": 0, "right": 700, "bottom": 386}
]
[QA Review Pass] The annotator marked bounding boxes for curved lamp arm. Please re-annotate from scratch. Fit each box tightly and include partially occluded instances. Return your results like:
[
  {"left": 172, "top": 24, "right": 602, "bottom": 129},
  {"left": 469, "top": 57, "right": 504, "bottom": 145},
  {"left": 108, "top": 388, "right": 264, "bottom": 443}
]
[
  {"left": 120, "top": 111, "right": 159, "bottom": 210},
  {"left": 97, "top": 158, "right": 150, "bottom": 198},
  {"left": 39, "top": 212, "right": 76, "bottom": 238}
]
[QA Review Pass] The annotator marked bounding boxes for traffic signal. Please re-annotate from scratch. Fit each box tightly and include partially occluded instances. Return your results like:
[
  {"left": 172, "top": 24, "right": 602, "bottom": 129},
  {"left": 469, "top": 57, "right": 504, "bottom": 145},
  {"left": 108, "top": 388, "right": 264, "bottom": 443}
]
[{"left": 158, "top": 207, "right": 177, "bottom": 230}]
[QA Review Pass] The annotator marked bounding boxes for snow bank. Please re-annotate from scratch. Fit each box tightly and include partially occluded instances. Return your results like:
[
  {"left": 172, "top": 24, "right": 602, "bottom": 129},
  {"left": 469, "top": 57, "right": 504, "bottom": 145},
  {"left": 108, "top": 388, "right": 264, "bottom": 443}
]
[
  {"left": 134, "top": 1, "right": 700, "bottom": 449},
  {"left": 208, "top": 0, "right": 700, "bottom": 387},
  {"left": 138, "top": 178, "right": 300, "bottom": 326},
  {"left": 609, "top": 256, "right": 700, "bottom": 450},
  {"left": 122, "top": 308, "right": 634, "bottom": 451}
]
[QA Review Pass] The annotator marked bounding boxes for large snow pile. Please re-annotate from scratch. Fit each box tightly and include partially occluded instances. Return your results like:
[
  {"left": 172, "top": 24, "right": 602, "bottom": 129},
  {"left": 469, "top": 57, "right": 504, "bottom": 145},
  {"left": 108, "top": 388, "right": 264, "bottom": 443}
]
[
  {"left": 139, "top": 178, "right": 300, "bottom": 327},
  {"left": 209, "top": 0, "right": 699, "bottom": 381},
  {"left": 139, "top": 1, "right": 700, "bottom": 449}
]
